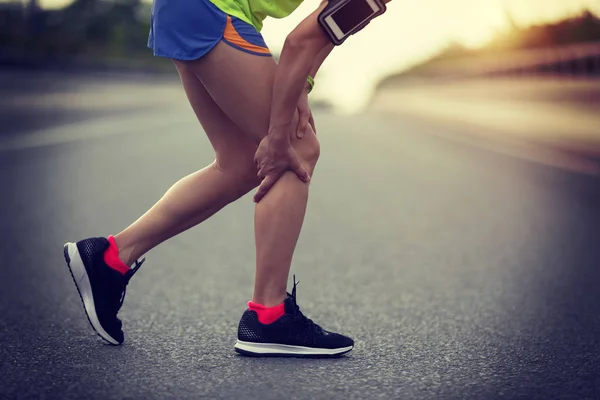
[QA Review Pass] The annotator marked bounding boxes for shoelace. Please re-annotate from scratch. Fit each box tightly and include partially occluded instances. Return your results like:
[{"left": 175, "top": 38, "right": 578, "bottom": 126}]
[
  {"left": 115, "top": 257, "right": 146, "bottom": 311},
  {"left": 287, "top": 275, "right": 324, "bottom": 334}
]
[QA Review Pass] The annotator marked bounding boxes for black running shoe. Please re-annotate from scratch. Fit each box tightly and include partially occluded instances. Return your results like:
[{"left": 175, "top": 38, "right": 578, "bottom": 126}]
[
  {"left": 234, "top": 277, "right": 354, "bottom": 357},
  {"left": 63, "top": 237, "right": 144, "bottom": 345}
]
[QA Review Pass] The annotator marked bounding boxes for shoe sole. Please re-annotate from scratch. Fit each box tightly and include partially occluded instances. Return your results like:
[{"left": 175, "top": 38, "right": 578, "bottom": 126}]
[
  {"left": 63, "top": 242, "right": 121, "bottom": 345},
  {"left": 234, "top": 340, "right": 353, "bottom": 358}
]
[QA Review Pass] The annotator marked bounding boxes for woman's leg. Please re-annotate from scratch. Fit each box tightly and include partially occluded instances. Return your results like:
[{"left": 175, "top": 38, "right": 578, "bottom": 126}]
[
  {"left": 182, "top": 42, "right": 321, "bottom": 307},
  {"left": 113, "top": 62, "right": 261, "bottom": 266},
  {"left": 183, "top": 41, "right": 353, "bottom": 358}
]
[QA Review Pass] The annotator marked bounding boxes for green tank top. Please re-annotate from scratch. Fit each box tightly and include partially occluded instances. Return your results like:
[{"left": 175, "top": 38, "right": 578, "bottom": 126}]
[{"left": 209, "top": 0, "right": 304, "bottom": 32}]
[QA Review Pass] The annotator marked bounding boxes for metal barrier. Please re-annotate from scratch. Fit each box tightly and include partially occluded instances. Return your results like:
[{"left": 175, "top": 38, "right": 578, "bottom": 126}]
[{"left": 385, "top": 42, "right": 600, "bottom": 83}]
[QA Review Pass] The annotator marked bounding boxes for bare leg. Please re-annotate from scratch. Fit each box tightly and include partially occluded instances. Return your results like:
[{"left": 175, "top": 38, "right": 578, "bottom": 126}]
[
  {"left": 252, "top": 167, "right": 317, "bottom": 305},
  {"left": 114, "top": 64, "right": 260, "bottom": 265},
  {"left": 185, "top": 42, "right": 321, "bottom": 306},
  {"left": 252, "top": 132, "right": 319, "bottom": 306}
]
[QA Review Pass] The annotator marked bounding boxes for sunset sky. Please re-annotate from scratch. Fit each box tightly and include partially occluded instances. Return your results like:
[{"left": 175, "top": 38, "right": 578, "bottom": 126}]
[{"left": 27, "top": 0, "right": 600, "bottom": 111}]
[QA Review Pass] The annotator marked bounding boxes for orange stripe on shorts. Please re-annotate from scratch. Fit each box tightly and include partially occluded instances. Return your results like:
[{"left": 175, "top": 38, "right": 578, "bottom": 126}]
[{"left": 223, "top": 16, "right": 271, "bottom": 55}]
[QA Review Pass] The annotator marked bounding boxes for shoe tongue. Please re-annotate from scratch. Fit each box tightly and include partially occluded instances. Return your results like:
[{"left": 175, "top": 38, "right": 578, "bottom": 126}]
[
  {"left": 123, "top": 269, "right": 135, "bottom": 283},
  {"left": 283, "top": 295, "right": 296, "bottom": 315}
]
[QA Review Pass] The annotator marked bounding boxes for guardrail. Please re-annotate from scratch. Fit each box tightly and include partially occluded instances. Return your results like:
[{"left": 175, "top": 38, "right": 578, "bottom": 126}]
[{"left": 379, "top": 42, "right": 600, "bottom": 85}]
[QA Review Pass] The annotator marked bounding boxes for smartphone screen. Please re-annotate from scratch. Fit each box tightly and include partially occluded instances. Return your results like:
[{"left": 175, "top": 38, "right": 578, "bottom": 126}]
[{"left": 330, "top": 0, "right": 377, "bottom": 35}]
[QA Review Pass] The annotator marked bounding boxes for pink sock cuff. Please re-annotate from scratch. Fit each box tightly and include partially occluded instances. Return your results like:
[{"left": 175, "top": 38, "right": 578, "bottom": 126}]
[
  {"left": 248, "top": 301, "right": 285, "bottom": 324},
  {"left": 103, "top": 235, "right": 130, "bottom": 275}
]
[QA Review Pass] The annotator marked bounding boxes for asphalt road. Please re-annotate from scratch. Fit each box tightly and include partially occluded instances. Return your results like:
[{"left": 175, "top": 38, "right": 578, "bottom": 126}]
[{"left": 1, "top": 71, "right": 599, "bottom": 400}]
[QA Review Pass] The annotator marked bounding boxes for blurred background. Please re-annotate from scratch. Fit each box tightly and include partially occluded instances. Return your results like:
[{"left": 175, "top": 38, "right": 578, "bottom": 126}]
[
  {"left": 1, "top": 0, "right": 599, "bottom": 165},
  {"left": 1, "top": 1, "right": 600, "bottom": 399}
]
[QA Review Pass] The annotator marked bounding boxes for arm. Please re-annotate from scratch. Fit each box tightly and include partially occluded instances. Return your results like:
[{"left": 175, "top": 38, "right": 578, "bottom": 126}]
[
  {"left": 308, "top": 0, "right": 336, "bottom": 80},
  {"left": 253, "top": 0, "right": 390, "bottom": 201},
  {"left": 307, "top": 0, "right": 393, "bottom": 83},
  {"left": 268, "top": 2, "right": 332, "bottom": 139},
  {"left": 311, "top": 43, "right": 334, "bottom": 78},
  {"left": 294, "top": 40, "right": 333, "bottom": 138},
  {"left": 302, "top": 43, "right": 335, "bottom": 92},
  {"left": 272, "top": 0, "right": 392, "bottom": 131}
]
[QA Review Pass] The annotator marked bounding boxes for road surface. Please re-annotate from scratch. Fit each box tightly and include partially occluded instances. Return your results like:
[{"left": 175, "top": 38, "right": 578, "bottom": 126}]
[{"left": 1, "top": 71, "right": 599, "bottom": 400}]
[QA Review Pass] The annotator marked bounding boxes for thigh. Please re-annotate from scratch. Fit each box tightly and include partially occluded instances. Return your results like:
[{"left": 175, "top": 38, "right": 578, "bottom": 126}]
[
  {"left": 176, "top": 32, "right": 320, "bottom": 171},
  {"left": 182, "top": 40, "right": 311, "bottom": 145},
  {"left": 174, "top": 61, "right": 258, "bottom": 171},
  {"left": 186, "top": 41, "right": 275, "bottom": 144},
  {"left": 181, "top": 40, "right": 319, "bottom": 165}
]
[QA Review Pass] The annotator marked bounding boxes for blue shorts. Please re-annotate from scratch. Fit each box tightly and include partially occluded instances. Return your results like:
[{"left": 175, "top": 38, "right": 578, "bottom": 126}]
[{"left": 147, "top": 0, "right": 272, "bottom": 60}]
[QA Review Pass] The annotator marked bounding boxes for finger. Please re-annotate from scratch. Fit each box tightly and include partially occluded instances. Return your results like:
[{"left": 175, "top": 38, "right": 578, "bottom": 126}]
[
  {"left": 290, "top": 155, "right": 311, "bottom": 183},
  {"left": 296, "top": 119, "right": 307, "bottom": 139},
  {"left": 296, "top": 108, "right": 308, "bottom": 138},
  {"left": 253, "top": 174, "right": 279, "bottom": 203}
]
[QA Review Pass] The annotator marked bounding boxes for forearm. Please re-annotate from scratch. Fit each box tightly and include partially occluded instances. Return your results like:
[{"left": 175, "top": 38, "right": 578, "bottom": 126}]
[
  {"left": 269, "top": 43, "right": 320, "bottom": 135},
  {"left": 268, "top": 3, "right": 331, "bottom": 138},
  {"left": 309, "top": 43, "right": 334, "bottom": 79},
  {"left": 301, "top": 43, "right": 334, "bottom": 93}
]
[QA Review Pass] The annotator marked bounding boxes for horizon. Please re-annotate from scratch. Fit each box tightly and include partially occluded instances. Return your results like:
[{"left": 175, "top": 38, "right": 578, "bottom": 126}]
[{"left": 5, "top": 0, "right": 600, "bottom": 111}]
